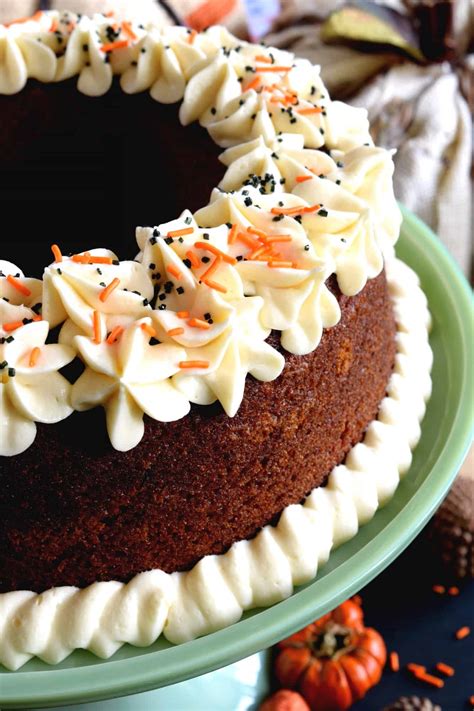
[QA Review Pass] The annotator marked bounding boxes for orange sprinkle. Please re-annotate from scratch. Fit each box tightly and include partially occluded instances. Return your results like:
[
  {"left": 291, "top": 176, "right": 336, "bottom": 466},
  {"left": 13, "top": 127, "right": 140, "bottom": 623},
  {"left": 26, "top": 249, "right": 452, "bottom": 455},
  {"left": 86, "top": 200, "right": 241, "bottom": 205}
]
[
  {"left": 167, "top": 264, "right": 182, "bottom": 280},
  {"left": 167, "top": 227, "right": 194, "bottom": 238},
  {"left": 268, "top": 260, "right": 294, "bottom": 269},
  {"left": 202, "top": 278, "right": 227, "bottom": 294},
  {"left": 106, "top": 325, "right": 124, "bottom": 345},
  {"left": 188, "top": 28, "right": 198, "bottom": 44},
  {"left": 389, "top": 652, "right": 400, "bottom": 672},
  {"left": 71, "top": 253, "right": 113, "bottom": 265},
  {"left": 51, "top": 244, "right": 62, "bottom": 263},
  {"left": 413, "top": 670, "right": 444, "bottom": 689},
  {"left": 266, "top": 235, "right": 292, "bottom": 243},
  {"left": 298, "top": 106, "right": 323, "bottom": 115},
  {"left": 227, "top": 224, "right": 238, "bottom": 244},
  {"left": 448, "top": 586, "right": 460, "bottom": 596},
  {"left": 257, "top": 65, "right": 293, "bottom": 73},
  {"left": 29, "top": 347, "right": 41, "bottom": 367},
  {"left": 186, "top": 250, "right": 200, "bottom": 268},
  {"left": 469, "top": 695, "right": 474, "bottom": 705},
  {"left": 105, "top": 11, "right": 115, "bottom": 17},
  {"left": 101, "top": 39, "right": 129, "bottom": 53},
  {"left": 270, "top": 205, "right": 304, "bottom": 216},
  {"left": 194, "top": 241, "right": 237, "bottom": 265},
  {"left": 255, "top": 54, "right": 272, "bottom": 63},
  {"left": 436, "top": 662, "right": 455, "bottom": 677},
  {"left": 296, "top": 175, "right": 313, "bottom": 183},
  {"left": 433, "top": 584, "right": 446, "bottom": 594},
  {"left": 247, "top": 245, "right": 270, "bottom": 260},
  {"left": 201, "top": 256, "right": 222, "bottom": 281},
  {"left": 244, "top": 76, "right": 261, "bottom": 92},
  {"left": 99, "top": 277, "right": 120, "bottom": 302},
  {"left": 92, "top": 310, "right": 101, "bottom": 344},
  {"left": 177, "top": 311, "right": 190, "bottom": 319},
  {"left": 167, "top": 327, "right": 184, "bottom": 337},
  {"left": 140, "top": 323, "right": 157, "bottom": 338},
  {"left": 407, "top": 663, "right": 426, "bottom": 674},
  {"left": 303, "top": 203, "right": 322, "bottom": 213},
  {"left": 456, "top": 626, "right": 470, "bottom": 640},
  {"left": 32, "top": 314, "right": 42, "bottom": 322},
  {"left": 2, "top": 321, "right": 23, "bottom": 332},
  {"left": 179, "top": 360, "right": 209, "bottom": 369},
  {"left": 247, "top": 226, "right": 268, "bottom": 242},
  {"left": 6, "top": 275, "right": 31, "bottom": 297},
  {"left": 5, "top": 10, "right": 43, "bottom": 26},
  {"left": 236, "top": 232, "right": 261, "bottom": 250},
  {"left": 188, "top": 318, "right": 211, "bottom": 330},
  {"left": 122, "top": 21, "right": 137, "bottom": 41},
  {"left": 49, "top": 18, "right": 58, "bottom": 33}
]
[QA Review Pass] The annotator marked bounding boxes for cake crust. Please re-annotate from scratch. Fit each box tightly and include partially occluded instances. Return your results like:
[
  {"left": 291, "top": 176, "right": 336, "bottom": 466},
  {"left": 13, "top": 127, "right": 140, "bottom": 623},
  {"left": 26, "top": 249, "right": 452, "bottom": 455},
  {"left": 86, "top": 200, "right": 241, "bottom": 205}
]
[{"left": 0, "top": 271, "right": 396, "bottom": 593}]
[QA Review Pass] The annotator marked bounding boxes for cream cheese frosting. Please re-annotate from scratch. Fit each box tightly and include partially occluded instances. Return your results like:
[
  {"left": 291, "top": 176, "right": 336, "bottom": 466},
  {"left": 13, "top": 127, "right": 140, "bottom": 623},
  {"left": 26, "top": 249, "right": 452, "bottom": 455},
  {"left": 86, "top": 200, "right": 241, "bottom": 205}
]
[{"left": 0, "top": 257, "right": 432, "bottom": 669}]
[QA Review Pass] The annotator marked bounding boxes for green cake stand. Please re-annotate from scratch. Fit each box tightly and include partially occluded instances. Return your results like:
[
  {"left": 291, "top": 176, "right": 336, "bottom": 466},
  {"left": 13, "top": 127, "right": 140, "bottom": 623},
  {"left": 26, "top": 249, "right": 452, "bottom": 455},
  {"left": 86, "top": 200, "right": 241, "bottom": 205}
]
[{"left": 1, "top": 206, "right": 473, "bottom": 710}]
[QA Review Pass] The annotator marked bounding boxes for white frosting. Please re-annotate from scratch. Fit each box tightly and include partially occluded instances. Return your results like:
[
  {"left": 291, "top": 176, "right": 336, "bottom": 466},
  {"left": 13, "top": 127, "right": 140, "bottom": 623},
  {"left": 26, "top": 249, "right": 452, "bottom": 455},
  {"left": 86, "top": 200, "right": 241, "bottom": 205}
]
[{"left": 0, "top": 257, "right": 432, "bottom": 669}]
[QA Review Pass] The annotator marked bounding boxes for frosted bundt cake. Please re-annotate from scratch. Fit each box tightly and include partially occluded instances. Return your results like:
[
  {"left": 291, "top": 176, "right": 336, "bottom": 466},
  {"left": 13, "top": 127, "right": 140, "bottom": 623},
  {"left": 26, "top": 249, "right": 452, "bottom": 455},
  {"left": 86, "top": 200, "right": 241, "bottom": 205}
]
[{"left": 0, "top": 10, "right": 432, "bottom": 670}]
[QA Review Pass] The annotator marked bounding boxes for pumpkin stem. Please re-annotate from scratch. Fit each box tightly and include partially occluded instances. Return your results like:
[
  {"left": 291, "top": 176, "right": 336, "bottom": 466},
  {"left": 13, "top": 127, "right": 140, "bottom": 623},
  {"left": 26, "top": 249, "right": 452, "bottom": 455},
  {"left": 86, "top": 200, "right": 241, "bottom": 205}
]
[{"left": 310, "top": 623, "right": 354, "bottom": 659}]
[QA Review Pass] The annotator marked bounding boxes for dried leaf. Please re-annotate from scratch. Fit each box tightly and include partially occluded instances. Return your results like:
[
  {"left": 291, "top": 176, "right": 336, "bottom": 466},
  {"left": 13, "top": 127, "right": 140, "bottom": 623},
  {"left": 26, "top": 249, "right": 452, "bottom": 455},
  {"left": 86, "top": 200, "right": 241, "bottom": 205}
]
[{"left": 321, "top": 1, "right": 425, "bottom": 62}]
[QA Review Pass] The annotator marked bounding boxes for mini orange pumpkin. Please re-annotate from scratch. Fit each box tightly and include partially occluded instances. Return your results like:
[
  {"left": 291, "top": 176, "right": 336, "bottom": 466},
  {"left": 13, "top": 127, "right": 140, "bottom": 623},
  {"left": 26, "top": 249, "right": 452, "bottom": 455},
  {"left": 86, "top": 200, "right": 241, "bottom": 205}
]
[{"left": 274, "top": 599, "right": 386, "bottom": 711}]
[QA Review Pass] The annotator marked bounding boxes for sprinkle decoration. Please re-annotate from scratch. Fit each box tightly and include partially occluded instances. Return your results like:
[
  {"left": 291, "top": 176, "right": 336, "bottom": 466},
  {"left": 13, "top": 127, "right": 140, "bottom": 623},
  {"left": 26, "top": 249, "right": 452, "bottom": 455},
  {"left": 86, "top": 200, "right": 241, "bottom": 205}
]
[
  {"left": 167, "top": 227, "right": 194, "bottom": 238},
  {"left": 167, "top": 265, "right": 182, "bottom": 280},
  {"left": 202, "top": 278, "right": 227, "bottom": 294},
  {"left": 179, "top": 360, "right": 209, "bottom": 369},
  {"left": 186, "top": 250, "right": 200, "bottom": 268},
  {"left": 177, "top": 311, "right": 189, "bottom": 319},
  {"left": 51, "top": 244, "right": 63, "bottom": 263},
  {"left": 201, "top": 256, "right": 221, "bottom": 281},
  {"left": 167, "top": 327, "right": 184, "bottom": 337},
  {"left": 106, "top": 326, "right": 124, "bottom": 345},
  {"left": 29, "top": 347, "right": 41, "bottom": 367},
  {"left": 92, "top": 310, "right": 101, "bottom": 344},
  {"left": 122, "top": 21, "right": 137, "bottom": 42},
  {"left": 101, "top": 39, "right": 129, "bottom": 53},
  {"left": 188, "top": 318, "right": 211, "bottom": 330},
  {"left": 194, "top": 242, "right": 237, "bottom": 265},
  {"left": 389, "top": 651, "right": 400, "bottom": 672},
  {"left": 412, "top": 670, "right": 444, "bottom": 689},
  {"left": 455, "top": 626, "right": 470, "bottom": 640},
  {"left": 227, "top": 224, "right": 238, "bottom": 244},
  {"left": 435, "top": 662, "right": 455, "bottom": 677},
  {"left": 2, "top": 321, "right": 23, "bottom": 332},
  {"left": 432, "top": 584, "right": 445, "bottom": 594},
  {"left": 99, "top": 278, "right": 120, "bottom": 302},
  {"left": 295, "top": 175, "right": 313, "bottom": 183},
  {"left": 138, "top": 323, "right": 155, "bottom": 338},
  {"left": 188, "top": 29, "right": 197, "bottom": 44},
  {"left": 298, "top": 106, "right": 323, "bottom": 115},
  {"left": 6, "top": 275, "right": 31, "bottom": 297}
]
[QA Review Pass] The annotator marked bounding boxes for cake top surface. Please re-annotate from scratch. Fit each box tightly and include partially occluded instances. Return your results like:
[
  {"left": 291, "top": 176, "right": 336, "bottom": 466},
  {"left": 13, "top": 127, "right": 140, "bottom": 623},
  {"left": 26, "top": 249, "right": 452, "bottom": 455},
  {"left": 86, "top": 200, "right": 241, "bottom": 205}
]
[{"left": 0, "top": 10, "right": 401, "bottom": 455}]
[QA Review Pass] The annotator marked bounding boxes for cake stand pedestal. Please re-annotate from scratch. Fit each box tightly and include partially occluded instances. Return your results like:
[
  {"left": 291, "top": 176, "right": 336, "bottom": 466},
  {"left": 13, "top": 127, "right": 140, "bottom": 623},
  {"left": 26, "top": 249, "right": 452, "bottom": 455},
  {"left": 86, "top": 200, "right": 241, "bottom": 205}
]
[{"left": 25, "top": 652, "right": 270, "bottom": 711}]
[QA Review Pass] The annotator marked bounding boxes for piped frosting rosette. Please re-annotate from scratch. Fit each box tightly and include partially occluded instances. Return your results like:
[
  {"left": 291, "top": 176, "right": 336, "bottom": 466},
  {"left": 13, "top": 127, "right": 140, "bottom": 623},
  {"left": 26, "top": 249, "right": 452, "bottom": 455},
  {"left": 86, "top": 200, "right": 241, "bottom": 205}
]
[
  {"left": 0, "top": 262, "right": 74, "bottom": 456},
  {"left": 136, "top": 213, "right": 284, "bottom": 416},
  {"left": 42, "top": 248, "right": 154, "bottom": 344},
  {"left": 194, "top": 191, "right": 341, "bottom": 355},
  {"left": 179, "top": 43, "right": 371, "bottom": 150}
]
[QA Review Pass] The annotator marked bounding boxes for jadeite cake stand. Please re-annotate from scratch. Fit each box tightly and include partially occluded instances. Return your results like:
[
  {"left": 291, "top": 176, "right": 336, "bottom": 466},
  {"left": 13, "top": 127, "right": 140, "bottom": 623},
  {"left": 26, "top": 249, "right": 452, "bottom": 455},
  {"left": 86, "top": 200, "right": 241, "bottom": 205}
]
[{"left": 1, "top": 206, "right": 473, "bottom": 710}]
